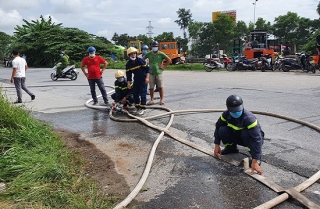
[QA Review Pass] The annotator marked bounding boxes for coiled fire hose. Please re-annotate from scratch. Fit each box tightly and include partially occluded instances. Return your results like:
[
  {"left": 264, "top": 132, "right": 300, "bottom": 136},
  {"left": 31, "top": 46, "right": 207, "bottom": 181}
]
[
  {"left": 2, "top": 84, "right": 319, "bottom": 208},
  {"left": 86, "top": 98, "right": 320, "bottom": 209}
]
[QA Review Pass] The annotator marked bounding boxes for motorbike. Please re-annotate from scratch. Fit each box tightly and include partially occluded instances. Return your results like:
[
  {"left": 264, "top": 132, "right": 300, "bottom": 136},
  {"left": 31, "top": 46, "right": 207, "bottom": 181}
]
[
  {"left": 280, "top": 52, "right": 315, "bottom": 73},
  {"left": 259, "top": 54, "right": 273, "bottom": 72},
  {"left": 298, "top": 52, "right": 316, "bottom": 73},
  {"left": 229, "top": 55, "right": 258, "bottom": 71},
  {"left": 51, "top": 62, "right": 79, "bottom": 81},
  {"left": 272, "top": 54, "right": 284, "bottom": 71},
  {"left": 203, "top": 57, "right": 224, "bottom": 72},
  {"left": 222, "top": 54, "right": 233, "bottom": 70}
]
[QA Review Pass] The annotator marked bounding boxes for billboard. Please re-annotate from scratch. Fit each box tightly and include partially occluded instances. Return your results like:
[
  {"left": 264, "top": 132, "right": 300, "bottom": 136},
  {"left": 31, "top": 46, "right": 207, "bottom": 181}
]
[{"left": 212, "top": 10, "right": 236, "bottom": 23}]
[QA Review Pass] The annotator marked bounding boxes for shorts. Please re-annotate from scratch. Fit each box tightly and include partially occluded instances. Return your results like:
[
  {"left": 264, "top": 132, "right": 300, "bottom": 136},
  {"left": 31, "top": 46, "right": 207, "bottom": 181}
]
[{"left": 149, "top": 74, "right": 163, "bottom": 89}]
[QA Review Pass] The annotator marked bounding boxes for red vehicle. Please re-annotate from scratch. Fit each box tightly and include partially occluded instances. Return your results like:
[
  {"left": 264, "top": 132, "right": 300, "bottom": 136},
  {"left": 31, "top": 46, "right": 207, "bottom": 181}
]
[{"left": 222, "top": 54, "right": 232, "bottom": 66}]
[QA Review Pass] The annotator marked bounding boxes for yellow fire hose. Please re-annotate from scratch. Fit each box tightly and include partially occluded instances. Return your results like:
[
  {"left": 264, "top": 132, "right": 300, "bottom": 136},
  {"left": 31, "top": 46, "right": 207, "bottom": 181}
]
[{"left": 85, "top": 97, "right": 320, "bottom": 209}]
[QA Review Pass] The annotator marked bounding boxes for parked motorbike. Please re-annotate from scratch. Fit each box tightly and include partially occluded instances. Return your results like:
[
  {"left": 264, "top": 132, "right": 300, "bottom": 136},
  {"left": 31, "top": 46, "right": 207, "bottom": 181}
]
[
  {"left": 51, "top": 62, "right": 79, "bottom": 81},
  {"left": 229, "top": 55, "right": 258, "bottom": 71},
  {"left": 298, "top": 52, "right": 316, "bottom": 73},
  {"left": 203, "top": 57, "right": 224, "bottom": 72},
  {"left": 222, "top": 54, "right": 233, "bottom": 69},
  {"left": 280, "top": 52, "right": 315, "bottom": 73},
  {"left": 259, "top": 54, "right": 273, "bottom": 72},
  {"left": 272, "top": 53, "right": 284, "bottom": 71}
]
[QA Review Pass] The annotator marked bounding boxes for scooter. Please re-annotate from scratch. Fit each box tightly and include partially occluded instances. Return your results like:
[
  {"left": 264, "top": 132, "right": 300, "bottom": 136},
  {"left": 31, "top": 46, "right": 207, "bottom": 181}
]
[
  {"left": 260, "top": 54, "right": 273, "bottom": 72},
  {"left": 280, "top": 52, "right": 314, "bottom": 72},
  {"left": 51, "top": 62, "right": 79, "bottom": 81},
  {"left": 203, "top": 58, "right": 224, "bottom": 72},
  {"left": 230, "top": 55, "right": 258, "bottom": 71}
]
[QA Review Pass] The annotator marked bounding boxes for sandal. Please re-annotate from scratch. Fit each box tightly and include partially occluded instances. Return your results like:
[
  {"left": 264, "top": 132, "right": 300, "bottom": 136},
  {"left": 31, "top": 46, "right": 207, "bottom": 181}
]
[
  {"left": 160, "top": 101, "right": 164, "bottom": 105},
  {"left": 147, "top": 101, "right": 154, "bottom": 105}
]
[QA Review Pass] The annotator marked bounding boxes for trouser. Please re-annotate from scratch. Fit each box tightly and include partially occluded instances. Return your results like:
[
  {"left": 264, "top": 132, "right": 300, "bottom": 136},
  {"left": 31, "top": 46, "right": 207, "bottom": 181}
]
[
  {"left": 88, "top": 78, "right": 108, "bottom": 103},
  {"left": 217, "top": 126, "right": 250, "bottom": 149},
  {"left": 111, "top": 93, "right": 134, "bottom": 106},
  {"left": 14, "top": 77, "right": 34, "bottom": 102},
  {"left": 57, "top": 66, "right": 64, "bottom": 74},
  {"left": 133, "top": 81, "right": 147, "bottom": 109}
]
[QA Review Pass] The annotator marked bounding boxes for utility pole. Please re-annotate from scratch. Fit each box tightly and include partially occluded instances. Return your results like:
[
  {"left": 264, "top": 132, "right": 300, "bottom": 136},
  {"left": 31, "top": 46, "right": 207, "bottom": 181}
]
[
  {"left": 253, "top": 0, "right": 258, "bottom": 29},
  {"left": 146, "top": 21, "right": 154, "bottom": 38}
]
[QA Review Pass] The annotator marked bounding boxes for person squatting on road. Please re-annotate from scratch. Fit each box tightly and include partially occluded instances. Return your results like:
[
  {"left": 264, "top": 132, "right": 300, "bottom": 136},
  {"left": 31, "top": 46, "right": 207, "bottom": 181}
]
[
  {"left": 81, "top": 46, "right": 110, "bottom": 107},
  {"left": 111, "top": 70, "right": 134, "bottom": 111},
  {"left": 10, "top": 50, "right": 35, "bottom": 103},
  {"left": 213, "top": 95, "right": 264, "bottom": 175},
  {"left": 126, "top": 47, "right": 150, "bottom": 115},
  {"left": 56, "top": 51, "right": 69, "bottom": 77},
  {"left": 144, "top": 40, "right": 171, "bottom": 105}
]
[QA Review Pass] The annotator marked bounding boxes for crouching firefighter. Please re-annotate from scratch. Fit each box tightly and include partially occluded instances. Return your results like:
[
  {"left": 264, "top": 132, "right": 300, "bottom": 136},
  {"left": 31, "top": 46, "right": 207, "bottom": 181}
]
[
  {"left": 213, "top": 95, "right": 264, "bottom": 175},
  {"left": 111, "top": 70, "right": 134, "bottom": 111}
]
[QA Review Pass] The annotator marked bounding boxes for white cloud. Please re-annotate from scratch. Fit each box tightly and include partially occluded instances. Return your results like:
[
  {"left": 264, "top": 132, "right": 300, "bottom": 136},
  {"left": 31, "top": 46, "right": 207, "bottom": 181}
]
[
  {"left": 96, "top": 29, "right": 110, "bottom": 38},
  {"left": 157, "top": 17, "right": 172, "bottom": 25},
  {"left": 50, "top": 0, "right": 83, "bottom": 14},
  {"left": 0, "top": 0, "right": 319, "bottom": 40},
  {"left": 0, "top": 9, "right": 23, "bottom": 35}
]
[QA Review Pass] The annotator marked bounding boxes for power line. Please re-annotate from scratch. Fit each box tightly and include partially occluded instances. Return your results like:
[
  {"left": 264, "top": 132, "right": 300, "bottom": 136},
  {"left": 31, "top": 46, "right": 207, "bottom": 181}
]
[{"left": 146, "top": 21, "right": 154, "bottom": 38}]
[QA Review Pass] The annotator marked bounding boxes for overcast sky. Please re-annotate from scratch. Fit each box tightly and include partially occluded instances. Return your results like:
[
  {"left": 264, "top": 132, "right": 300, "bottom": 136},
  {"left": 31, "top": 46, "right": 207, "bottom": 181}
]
[{"left": 0, "top": 0, "right": 319, "bottom": 42}]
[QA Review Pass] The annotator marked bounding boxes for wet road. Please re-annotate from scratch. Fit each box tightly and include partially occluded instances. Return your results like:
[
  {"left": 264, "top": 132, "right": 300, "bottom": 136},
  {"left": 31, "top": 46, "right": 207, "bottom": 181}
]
[{"left": 1, "top": 67, "right": 320, "bottom": 208}]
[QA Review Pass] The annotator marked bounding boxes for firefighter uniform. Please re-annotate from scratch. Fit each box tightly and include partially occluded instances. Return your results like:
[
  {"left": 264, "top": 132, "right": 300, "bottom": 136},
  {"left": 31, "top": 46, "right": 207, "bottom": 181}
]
[
  {"left": 214, "top": 109, "right": 264, "bottom": 160},
  {"left": 111, "top": 78, "right": 134, "bottom": 106},
  {"left": 126, "top": 57, "right": 150, "bottom": 109}
]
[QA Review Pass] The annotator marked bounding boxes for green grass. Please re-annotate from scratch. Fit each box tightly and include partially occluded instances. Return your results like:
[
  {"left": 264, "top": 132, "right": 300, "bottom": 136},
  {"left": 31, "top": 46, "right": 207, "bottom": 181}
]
[{"left": 0, "top": 90, "right": 118, "bottom": 209}]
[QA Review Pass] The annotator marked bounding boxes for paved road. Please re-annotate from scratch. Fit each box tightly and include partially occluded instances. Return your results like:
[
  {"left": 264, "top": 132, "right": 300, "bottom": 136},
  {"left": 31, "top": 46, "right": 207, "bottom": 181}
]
[{"left": 1, "top": 67, "right": 320, "bottom": 208}]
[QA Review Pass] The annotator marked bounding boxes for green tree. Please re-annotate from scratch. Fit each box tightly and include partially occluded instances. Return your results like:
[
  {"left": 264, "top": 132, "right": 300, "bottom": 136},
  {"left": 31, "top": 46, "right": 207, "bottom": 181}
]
[
  {"left": 188, "top": 21, "right": 204, "bottom": 56},
  {"left": 272, "top": 12, "right": 300, "bottom": 44},
  {"left": 317, "top": 1, "right": 320, "bottom": 16},
  {"left": 112, "top": 33, "right": 136, "bottom": 47},
  {"left": 12, "top": 15, "right": 114, "bottom": 67},
  {"left": 153, "top": 32, "right": 175, "bottom": 42},
  {"left": 0, "top": 32, "right": 12, "bottom": 60},
  {"left": 175, "top": 8, "right": 193, "bottom": 39},
  {"left": 136, "top": 34, "right": 153, "bottom": 46},
  {"left": 234, "top": 20, "right": 249, "bottom": 40},
  {"left": 254, "top": 17, "right": 273, "bottom": 32},
  {"left": 212, "top": 14, "right": 236, "bottom": 54}
]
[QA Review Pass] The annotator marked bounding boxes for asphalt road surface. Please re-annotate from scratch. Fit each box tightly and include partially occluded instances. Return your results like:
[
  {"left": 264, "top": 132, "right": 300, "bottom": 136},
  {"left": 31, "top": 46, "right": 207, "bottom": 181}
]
[{"left": 1, "top": 66, "right": 320, "bottom": 209}]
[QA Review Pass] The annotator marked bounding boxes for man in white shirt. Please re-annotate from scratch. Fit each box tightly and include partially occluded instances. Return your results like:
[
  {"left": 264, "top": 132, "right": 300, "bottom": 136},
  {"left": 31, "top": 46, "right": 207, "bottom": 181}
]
[{"left": 10, "top": 50, "right": 35, "bottom": 103}]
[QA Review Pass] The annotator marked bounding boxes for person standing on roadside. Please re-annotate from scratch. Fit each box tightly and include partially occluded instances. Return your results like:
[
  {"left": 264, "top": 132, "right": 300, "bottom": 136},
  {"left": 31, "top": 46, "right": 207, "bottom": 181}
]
[
  {"left": 144, "top": 40, "right": 171, "bottom": 105},
  {"left": 10, "top": 50, "right": 35, "bottom": 103},
  {"left": 81, "top": 46, "right": 110, "bottom": 107}
]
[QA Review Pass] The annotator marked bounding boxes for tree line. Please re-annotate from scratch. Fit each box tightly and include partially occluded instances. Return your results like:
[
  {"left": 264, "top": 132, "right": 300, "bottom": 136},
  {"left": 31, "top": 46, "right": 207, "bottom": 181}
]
[{"left": 1, "top": 4, "right": 320, "bottom": 67}]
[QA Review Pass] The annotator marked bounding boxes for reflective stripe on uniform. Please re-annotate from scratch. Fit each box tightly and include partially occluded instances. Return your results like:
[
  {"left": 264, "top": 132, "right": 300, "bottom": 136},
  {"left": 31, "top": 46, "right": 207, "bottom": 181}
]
[
  {"left": 220, "top": 116, "right": 258, "bottom": 131},
  {"left": 126, "top": 64, "right": 147, "bottom": 72},
  {"left": 247, "top": 119, "right": 258, "bottom": 129},
  {"left": 115, "top": 86, "right": 128, "bottom": 90}
]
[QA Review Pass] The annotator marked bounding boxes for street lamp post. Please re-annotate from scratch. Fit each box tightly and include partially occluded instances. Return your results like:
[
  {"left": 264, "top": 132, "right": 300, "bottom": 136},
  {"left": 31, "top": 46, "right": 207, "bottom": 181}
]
[{"left": 253, "top": 0, "right": 258, "bottom": 29}]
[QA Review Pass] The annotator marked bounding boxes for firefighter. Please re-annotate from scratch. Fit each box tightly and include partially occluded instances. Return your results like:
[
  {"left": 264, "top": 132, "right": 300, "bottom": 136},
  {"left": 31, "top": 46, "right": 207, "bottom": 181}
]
[
  {"left": 111, "top": 70, "right": 134, "bottom": 111},
  {"left": 213, "top": 95, "right": 264, "bottom": 175},
  {"left": 126, "top": 47, "right": 150, "bottom": 115}
]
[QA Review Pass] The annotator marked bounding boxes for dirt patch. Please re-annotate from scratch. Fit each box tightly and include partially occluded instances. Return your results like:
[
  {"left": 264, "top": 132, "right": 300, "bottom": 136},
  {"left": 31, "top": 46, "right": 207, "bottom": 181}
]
[{"left": 54, "top": 129, "right": 130, "bottom": 199}]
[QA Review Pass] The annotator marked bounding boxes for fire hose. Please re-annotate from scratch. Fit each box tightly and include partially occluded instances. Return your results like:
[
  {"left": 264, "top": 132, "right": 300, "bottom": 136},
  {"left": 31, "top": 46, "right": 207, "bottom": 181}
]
[{"left": 85, "top": 98, "right": 320, "bottom": 209}]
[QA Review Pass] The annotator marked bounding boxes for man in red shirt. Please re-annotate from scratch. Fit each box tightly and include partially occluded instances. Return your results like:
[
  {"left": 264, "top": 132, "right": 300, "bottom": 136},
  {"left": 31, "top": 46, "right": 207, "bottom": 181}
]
[{"left": 81, "top": 46, "right": 110, "bottom": 107}]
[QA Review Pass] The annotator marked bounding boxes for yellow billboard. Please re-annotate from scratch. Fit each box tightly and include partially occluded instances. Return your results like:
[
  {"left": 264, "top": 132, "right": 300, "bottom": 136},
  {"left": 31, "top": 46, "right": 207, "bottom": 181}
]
[{"left": 212, "top": 10, "right": 236, "bottom": 23}]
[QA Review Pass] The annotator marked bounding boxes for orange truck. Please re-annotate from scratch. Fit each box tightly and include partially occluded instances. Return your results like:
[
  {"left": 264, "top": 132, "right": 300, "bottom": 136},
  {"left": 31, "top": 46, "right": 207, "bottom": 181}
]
[
  {"left": 124, "top": 40, "right": 184, "bottom": 64},
  {"left": 158, "top": 41, "right": 183, "bottom": 64}
]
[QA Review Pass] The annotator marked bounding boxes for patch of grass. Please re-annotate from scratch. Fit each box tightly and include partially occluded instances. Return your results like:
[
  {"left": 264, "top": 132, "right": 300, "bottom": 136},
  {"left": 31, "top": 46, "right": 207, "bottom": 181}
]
[
  {"left": 166, "top": 63, "right": 205, "bottom": 71},
  {"left": 0, "top": 89, "right": 118, "bottom": 209}
]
